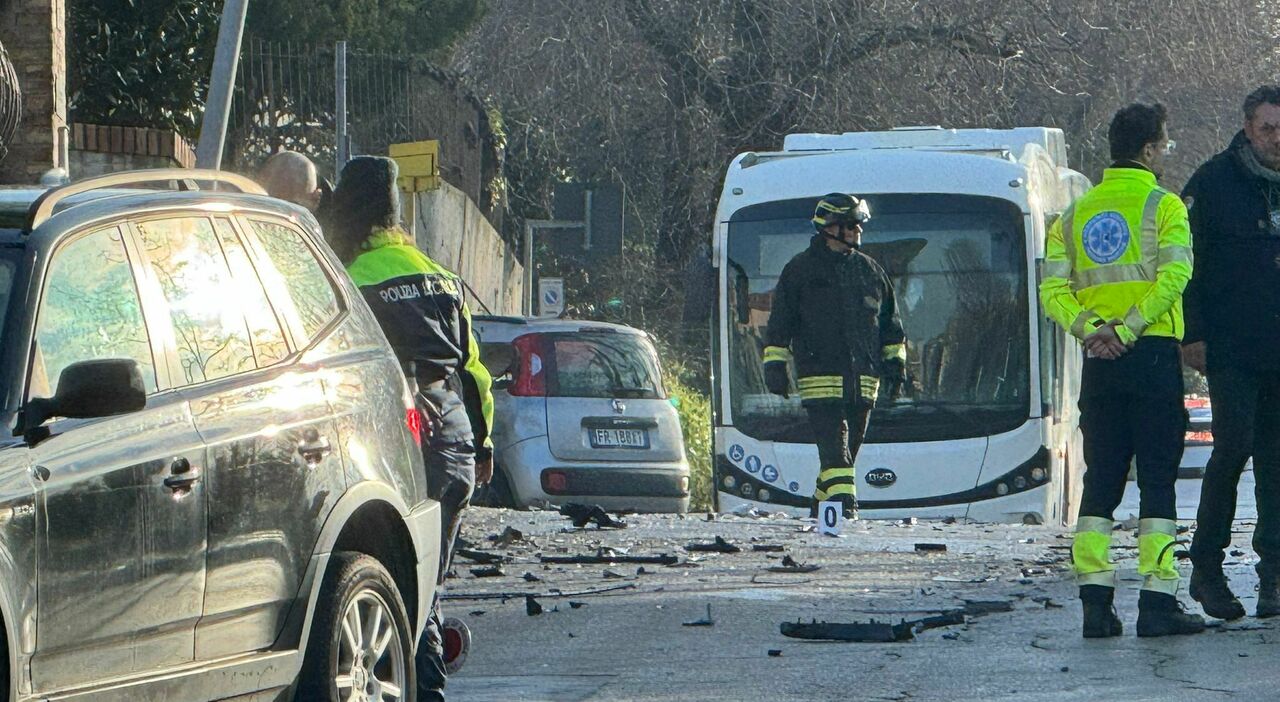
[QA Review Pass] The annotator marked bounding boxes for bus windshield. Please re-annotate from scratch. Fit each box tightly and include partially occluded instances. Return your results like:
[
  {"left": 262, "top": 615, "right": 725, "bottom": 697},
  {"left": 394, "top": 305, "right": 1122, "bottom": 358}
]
[{"left": 725, "top": 194, "right": 1029, "bottom": 443}]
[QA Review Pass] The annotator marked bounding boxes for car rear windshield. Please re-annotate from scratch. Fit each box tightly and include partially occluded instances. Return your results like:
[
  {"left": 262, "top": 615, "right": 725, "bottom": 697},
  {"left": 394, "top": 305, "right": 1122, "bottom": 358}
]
[{"left": 550, "top": 332, "right": 665, "bottom": 399}]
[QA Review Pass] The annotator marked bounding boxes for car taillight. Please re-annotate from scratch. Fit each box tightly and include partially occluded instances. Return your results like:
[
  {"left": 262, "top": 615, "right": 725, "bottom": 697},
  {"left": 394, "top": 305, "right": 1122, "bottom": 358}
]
[
  {"left": 406, "top": 407, "right": 425, "bottom": 447},
  {"left": 510, "top": 334, "right": 547, "bottom": 397}
]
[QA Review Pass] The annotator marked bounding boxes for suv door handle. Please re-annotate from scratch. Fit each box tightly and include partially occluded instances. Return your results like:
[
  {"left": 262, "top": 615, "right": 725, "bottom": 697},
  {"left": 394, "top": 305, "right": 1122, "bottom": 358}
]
[
  {"left": 163, "top": 457, "right": 201, "bottom": 491},
  {"left": 297, "top": 434, "right": 332, "bottom": 467}
]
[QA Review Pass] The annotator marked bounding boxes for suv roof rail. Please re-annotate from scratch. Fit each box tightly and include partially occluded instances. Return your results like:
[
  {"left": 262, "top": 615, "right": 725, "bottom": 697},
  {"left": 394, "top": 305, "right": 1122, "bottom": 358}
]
[{"left": 24, "top": 168, "right": 267, "bottom": 232}]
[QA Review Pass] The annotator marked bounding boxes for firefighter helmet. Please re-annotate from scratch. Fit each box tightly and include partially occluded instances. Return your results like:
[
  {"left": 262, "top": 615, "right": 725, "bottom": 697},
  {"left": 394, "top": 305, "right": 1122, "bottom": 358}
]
[{"left": 812, "top": 193, "right": 871, "bottom": 231}]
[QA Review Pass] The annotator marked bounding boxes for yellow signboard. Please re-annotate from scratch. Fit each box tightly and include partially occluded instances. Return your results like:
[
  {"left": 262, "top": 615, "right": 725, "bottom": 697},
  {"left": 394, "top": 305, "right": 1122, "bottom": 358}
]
[{"left": 389, "top": 140, "right": 441, "bottom": 192}]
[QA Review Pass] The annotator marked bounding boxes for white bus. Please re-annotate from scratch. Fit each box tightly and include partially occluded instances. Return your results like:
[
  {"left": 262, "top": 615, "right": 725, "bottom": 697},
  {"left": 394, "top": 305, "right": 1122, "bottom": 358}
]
[{"left": 711, "top": 127, "right": 1094, "bottom": 524}]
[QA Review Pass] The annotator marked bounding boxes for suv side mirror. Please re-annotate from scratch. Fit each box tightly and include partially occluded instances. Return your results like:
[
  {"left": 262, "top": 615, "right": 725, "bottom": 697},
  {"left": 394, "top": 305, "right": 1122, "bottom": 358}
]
[{"left": 25, "top": 358, "right": 146, "bottom": 431}]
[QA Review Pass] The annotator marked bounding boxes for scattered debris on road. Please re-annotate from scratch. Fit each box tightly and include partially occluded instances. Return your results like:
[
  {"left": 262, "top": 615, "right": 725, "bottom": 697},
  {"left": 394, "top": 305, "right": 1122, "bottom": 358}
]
[
  {"left": 470, "top": 566, "right": 505, "bottom": 578},
  {"left": 522, "top": 571, "right": 541, "bottom": 582},
  {"left": 915, "top": 543, "right": 947, "bottom": 553},
  {"left": 768, "top": 649, "right": 782, "bottom": 657},
  {"left": 963, "top": 600, "right": 1014, "bottom": 615},
  {"left": 768, "top": 555, "right": 820, "bottom": 574},
  {"left": 686, "top": 536, "right": 741, "bottom": 553},
  {"left": 490, "top": 526, "right": 525, "bottom": 547},
  {"left": 457, "top": 548, "right": 507, "bottom": 565},
  {"left": 541, "top": 550, "right": 679, "bottom": 566},
  {"left": 781, "top": 619, "right": 914, "bottom": 643},
  {"left": 526, "top": 595, "right": 543, "bottom": 616},
  {"left": 559, "top": 503, "right": 628, "bottom": 529},
  {"left": 752, "top": 544, "right": 785, "bottom": 552},
  {"left": 683, "top": 604, "right": 715, "bottom": 627}
]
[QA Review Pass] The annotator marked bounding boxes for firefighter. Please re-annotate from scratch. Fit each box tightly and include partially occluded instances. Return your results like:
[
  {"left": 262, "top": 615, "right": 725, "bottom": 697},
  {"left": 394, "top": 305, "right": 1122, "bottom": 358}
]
[
  {"left": 762, "top": 193, "right": 906, "bottom": 519},
  {"left": 327, "top": 156, "right": 494, "bottom": 700},
  {"left": 1040, "top": 103, "right": 1203, "bottom": 637}
]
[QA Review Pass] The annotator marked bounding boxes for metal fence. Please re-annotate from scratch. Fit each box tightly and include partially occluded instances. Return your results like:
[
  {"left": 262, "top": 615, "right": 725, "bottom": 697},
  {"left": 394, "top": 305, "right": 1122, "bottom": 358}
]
[{"left": 226, "top": 36, "right": 502, "bottom": 233}]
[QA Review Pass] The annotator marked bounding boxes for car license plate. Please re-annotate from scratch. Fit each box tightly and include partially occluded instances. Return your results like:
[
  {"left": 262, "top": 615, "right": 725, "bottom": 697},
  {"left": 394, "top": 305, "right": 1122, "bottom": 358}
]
[{"left": 589, "top": 428, "right": 649, "bottom": 449}]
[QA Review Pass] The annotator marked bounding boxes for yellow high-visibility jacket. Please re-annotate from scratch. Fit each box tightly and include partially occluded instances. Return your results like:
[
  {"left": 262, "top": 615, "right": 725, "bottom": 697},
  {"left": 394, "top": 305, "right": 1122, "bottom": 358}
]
[{"left": 1039, "top": 167, "right": 1193, "bottom": 344}]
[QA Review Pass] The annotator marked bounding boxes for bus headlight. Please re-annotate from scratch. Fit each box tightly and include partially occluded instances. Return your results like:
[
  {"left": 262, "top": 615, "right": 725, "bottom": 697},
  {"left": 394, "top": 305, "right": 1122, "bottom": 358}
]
[
  {"left": 1013, "top": 476, "right": 1027, "bottom": 490},
  {"left": 1030, "top": 467, "right": 1047, "bottom": 482},
  {"left": 996, "top": 483, "right": 1009, "bottom": 496},
  {"left": 740, "top": 483, "right": 755, "bottom": 499},
  {"left": 758, "top": 488, "right": 771, "bottom": 502},
  {"left": 723, "top": 475, "right": 737, "bottom": 490}
]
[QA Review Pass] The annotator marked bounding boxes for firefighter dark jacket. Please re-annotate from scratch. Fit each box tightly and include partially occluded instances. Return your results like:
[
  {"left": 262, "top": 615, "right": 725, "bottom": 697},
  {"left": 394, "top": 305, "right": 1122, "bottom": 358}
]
[{"left": 763, "top": 235, "right": 906, "bottom": 404}]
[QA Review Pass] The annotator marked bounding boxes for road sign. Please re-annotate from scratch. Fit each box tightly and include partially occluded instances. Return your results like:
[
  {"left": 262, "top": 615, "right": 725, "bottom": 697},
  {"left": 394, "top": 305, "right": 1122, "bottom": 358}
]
[
  {"left": 550, "top": 183, "right": 625, "bottom": 260},
  {"left": 539, "top": 278, "right": 565, "bottom": 318}
]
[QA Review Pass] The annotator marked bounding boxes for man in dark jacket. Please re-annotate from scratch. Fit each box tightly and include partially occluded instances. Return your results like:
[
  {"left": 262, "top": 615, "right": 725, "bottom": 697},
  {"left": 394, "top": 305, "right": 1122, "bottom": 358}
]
[
  {"left": 329, "top": 156, "right": 494, "bottom": 700},
  {"left": 1184, "top": 85, "right": 1280, "bottom": 621},
  {"left": 762, "top": 193, "right": 906, "bottom": 519}
]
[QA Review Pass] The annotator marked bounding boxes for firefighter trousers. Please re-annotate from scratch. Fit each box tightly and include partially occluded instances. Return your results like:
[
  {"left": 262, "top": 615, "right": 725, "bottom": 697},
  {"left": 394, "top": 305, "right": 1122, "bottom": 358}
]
[{"left": 804, "top": 400, "right": 871, "bottom": 508}]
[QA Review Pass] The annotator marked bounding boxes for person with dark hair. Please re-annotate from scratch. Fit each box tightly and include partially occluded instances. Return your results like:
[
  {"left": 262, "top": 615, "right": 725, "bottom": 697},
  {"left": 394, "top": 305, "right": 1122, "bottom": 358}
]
[
  {"left": 762, "top": 193, "right": 906, "bottom": 520},
  {"left": 327, "top": 156, "right": 494, "bottom": 700},
  {"left": 1183, "top": 85, "right": 1280, "bottom": 621},
  {"left": 1041, "top": 102, "right": 1202, "bottom": 637}
]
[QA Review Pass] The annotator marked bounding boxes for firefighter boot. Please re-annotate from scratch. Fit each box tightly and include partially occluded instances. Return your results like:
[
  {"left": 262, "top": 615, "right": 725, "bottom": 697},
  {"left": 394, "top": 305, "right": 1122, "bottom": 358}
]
[
  {"left": 1079, "top": 584, "right": 1122, "bottom": 638},
  {"left": 808, "top": 495, "right": 858, "bottom": 521},
  {"left": 1256, "top": 576, "right": 1280, "bottom": 618},
  {"left": 1136, "top": 591, "right": 1206, "bottom": 637},
  {"left": 1189, "top": 568, "right": 1246, "bottom": 620}
]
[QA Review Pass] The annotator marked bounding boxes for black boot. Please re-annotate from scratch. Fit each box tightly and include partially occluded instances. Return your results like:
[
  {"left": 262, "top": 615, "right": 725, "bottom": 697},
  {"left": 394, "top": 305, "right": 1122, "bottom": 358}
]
[
  {"left": 837, "top": 494, "right": 858, "bottom": 520},
  {"left": 1257, "top": 576, "right": 1280, "bottom": 618},
  {"left": 1080, "top": 585, "right": 1123, "bottom": 638},
  {"left": 1189, "top": 568, "right": 1245, "bottom": 620},
  {"left": 1136, "top": 591, "right": 1206, "bottom": 637}
]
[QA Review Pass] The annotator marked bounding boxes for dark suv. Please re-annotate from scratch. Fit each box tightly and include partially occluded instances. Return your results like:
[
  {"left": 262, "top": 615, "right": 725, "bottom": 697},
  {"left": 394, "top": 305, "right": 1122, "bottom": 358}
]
[{"left": 0, "top": 170, "right": 439, "bottom": 701}]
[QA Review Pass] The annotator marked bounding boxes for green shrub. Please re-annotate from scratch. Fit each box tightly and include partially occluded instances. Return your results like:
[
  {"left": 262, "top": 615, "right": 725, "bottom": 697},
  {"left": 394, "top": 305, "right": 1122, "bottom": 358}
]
[{"left": 664, "top": 366, "right": 713, "bottom": 512}]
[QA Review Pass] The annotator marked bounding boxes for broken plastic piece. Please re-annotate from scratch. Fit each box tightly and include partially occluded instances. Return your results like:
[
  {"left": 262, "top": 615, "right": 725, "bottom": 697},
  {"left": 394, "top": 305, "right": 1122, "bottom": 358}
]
[
  {"left": 490, "top": 526, "right": 525, "bottom": 546},
  {"left": 457, "top": 548, "right": 507, "bottom": 565},
  {"left": 768, "top": 555, "right": 820, "bottom": 574},
  {"left": 780, "top": 619, "right": 914, "bottom": 643},
  {"left": 752, "top": 544, "right": 785, "bottom": 552},
  {"left": 525, "top": 595, "right": 543, "bottom": 616},
  {"left": 540, "top": 551, "right": 679, "bottom": 566},
  {"left": 686, "top": 536, "right": 741, "bottom": 553},
  {"left": 522, "top": 572, "right": 542, "bottom": 582},
  {"left": 559, "top": 503, "right": 628, "bottom": 529},
  {"left": 963, "top": 600, "right": 1014, "bottom": 615},
  {"left": 470, "top": 566, "right": 505, "bottom": 578},
  {"left": 683, "top": 604, "right": 714, "bottom": 627},
  {"left": 768, "top": 649, "right": 782, "bottom": 657},
  {"left": 914, "top": 543, "right": 947, "bottom": 553}
]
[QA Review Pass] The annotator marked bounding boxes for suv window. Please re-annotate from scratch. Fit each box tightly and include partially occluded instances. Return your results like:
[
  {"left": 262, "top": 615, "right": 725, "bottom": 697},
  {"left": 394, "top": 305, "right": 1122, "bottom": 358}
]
[
  {"left": 136, "top": 217, "right": 257, "bottom": 385},
  {"left": 32, "top": 227, "right": 157, "bottom": 397},
  {"left": 248, "top": 219, "right": 340, "bottom": 346},
  {"left": 212, "top": 219, "right": 289, "bottom": 366}
]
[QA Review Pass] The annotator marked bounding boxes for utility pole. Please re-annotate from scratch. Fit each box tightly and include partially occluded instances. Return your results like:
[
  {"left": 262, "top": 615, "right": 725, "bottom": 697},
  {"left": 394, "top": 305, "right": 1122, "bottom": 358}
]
[
  {"left": 335, "top": 41, "right": 349, "bottom": 173},
  {"left": 195, "top": 0, "right": 249, "bottom": 170}
]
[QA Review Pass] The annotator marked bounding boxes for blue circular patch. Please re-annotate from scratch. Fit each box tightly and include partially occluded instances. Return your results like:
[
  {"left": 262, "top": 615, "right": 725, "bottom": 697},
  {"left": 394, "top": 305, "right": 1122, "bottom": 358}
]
[
  {"left": 746, "top": 455, "right": 761, "bottom": 474},
  {"left": 729, "top": 444, "right": 745, "bottom": 462},
  {"left": 762, "top": 465, "right": 779, "bottom": 483},
  {"left": 789, "top": 481, "right": 800, "bottom": 492},
  {"left": 1081, "top": 211, "right": 1130, "bottom": 264}
]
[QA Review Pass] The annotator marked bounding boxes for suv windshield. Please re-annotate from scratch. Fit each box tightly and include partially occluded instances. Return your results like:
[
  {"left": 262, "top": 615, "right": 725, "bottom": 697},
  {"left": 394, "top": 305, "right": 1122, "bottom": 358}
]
[
  {"left": 549, "top": 332, "right": 666, "bottom": 399},
  {"left": 726, "top": 194, "right": 1029, "bottom": 443}
]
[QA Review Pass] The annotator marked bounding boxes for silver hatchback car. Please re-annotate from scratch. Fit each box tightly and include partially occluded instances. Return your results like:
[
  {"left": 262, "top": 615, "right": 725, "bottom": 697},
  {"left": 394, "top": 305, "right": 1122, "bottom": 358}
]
[{"left": 472, "top": 316, "right": 690, "bottom": 513}]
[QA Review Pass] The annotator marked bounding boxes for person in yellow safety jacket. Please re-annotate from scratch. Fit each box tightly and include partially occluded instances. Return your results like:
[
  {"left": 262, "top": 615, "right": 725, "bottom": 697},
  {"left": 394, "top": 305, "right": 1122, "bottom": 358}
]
[
  {"left": 327, "top": 156, "right": 494, "bottom": 699},
  {"left": 763, "top": 193, "right": 906, "bottom": 520},
  {"left": 1040, "top": 103, "right": 1204, "bottom": 638}
]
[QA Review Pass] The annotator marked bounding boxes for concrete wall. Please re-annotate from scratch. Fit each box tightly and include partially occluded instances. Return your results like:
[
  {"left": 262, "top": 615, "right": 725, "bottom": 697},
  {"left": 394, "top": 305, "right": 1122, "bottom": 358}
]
[
  {"left": 411, "top": 180, "right": 524, "bottom": 316},
  {"left": 0, "top": 0, "right": 66, "bottom": 183}
]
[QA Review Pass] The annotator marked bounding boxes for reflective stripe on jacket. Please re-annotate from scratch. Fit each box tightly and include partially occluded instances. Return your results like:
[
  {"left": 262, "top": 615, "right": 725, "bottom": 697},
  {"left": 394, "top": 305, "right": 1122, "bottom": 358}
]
[{"left": 1039, "top": 167, "right": 1192, "bottom": 344}]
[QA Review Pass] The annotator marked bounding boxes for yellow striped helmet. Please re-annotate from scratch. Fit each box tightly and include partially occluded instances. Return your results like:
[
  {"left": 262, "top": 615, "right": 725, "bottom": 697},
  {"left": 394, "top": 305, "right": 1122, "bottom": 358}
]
[{"left": 812, "top": 193, "right": 871, "bottom": 231}]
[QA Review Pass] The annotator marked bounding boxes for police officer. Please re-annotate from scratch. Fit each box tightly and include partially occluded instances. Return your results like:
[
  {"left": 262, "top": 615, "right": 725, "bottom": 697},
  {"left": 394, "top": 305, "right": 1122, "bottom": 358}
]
[
  {"left": 1183, "top": 85, "right": 1280, "bottom": 621},
  {"left": 1041, "top": 103, "right": 1202, "bottom": 638},
  {"left": 328, "top": 156, "right": 494, "bottom": 700},
  {"left": 762, "top": 193, "right": 906, "bottom": 519}
]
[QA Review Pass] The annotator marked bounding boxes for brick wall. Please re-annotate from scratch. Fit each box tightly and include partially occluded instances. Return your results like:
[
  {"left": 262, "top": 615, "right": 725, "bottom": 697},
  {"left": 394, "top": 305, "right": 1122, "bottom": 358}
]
[
  {"left": 0, "top": 0, "right": 65, "bottom": 184},
  {"left": 69, "top": 122, "right": 195, "bottom": 178}
]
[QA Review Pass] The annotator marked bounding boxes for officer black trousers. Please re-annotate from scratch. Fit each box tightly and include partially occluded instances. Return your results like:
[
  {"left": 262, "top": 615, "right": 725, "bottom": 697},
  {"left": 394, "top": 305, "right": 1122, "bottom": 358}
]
[
  {"left": 1189, "top": 364, "right": 1280, "bottom": 579},
  {"left": 1077, "top": 339, "right": 1185, "bottom": 522},
  {"left": 805, "top": 400, "right": 871, "bottom": 503}
]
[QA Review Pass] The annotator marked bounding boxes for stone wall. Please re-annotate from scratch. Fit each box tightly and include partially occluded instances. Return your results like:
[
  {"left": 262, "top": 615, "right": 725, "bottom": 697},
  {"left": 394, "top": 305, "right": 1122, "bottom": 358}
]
[
  {"left": 0, "top": 0, "right": 65, "bottom": 184},
  {"left": 411, "top": 181, "right": 524, "bottom": 316}
]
